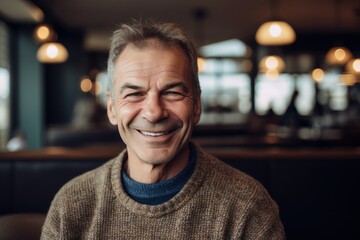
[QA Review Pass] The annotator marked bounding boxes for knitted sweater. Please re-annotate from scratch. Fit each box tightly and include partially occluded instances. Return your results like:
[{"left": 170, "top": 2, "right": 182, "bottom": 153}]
[{"left": 41, "top": 143, "right": 285, "bottom": 239}]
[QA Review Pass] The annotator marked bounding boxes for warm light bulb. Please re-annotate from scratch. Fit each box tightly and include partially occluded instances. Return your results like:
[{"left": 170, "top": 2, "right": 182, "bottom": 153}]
[
  {"left": 46, "top": 44, "right": 59, "bottom": 59},
  {"left": 34, "top": 24, "right": 56, "bottom": 43},
  {"left": 37, "top": 26, "right": 50, "bottom": 40},
  {"left": 80, "top": 78, "right": 93, "bottom": 92},
  {"left": 259, "top": 55, "right": 285, "bottom": 73},
  {"left": 269, "top": 23, "right": 282, "bottom": 37},
  {"left": 265, "top": 56, "right": 278, "bottom": 70},
  {"left": 325, "top": 47, "right": 352, "bottom": 65},
  {"left": 334, "top": 49, "right": 346, "bottom": 61},
  {"left": 353, "top": 59, "right": 360, "bottom": 72},
  {"left": 37, "top": 42, "right": 69, "bottom": 63},
  {"left": 346, "top": 58, "right": 360, "bottom": 74},
  {"left": 311, "top": 68, "right": 324, "bottom": 83},
  {"left": 255, "top": 21, "right": 296, "bottom": 46}
]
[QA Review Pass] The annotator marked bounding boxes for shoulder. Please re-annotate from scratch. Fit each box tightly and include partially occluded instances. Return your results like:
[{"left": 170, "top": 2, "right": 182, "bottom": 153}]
[
  {"left": 42, "top": 155, "right": 121, "bottom": 239},
  {"left": 194, "top": 144, "right": 263, "bottom": 193},
  {"left": 47, "top": 150, "right": 125, "bottom": 216},
  {"left": 193, "top": 143, "right": 278, "bottom": 209},
  {"left": 54, "top": 157, "right": 117, "bottom": 203},
  {"left": 193, "top": 144, "right": 285, "bottom": 238}
]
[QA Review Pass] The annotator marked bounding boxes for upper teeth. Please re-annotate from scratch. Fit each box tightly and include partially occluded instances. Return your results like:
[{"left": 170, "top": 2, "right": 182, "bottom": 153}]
[{"left": 140, "top": 131, "right": 167, "bottom": 137}]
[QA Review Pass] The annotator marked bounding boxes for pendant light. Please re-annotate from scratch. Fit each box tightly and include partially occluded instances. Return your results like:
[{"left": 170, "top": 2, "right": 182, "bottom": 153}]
[
  {"left": 325, "top": 0, "right": 352, "bottom": 66},
  {"left": 37, "top": 42, "right": 68, "bottom": 63},
  {"left": 259, "top": 55, "right": 286, "bottom": 79},
  {"left": 255, "top": 0, "right": 296, "bottom": 46},
  {"left": 34, "top": 24, "right": 56, "bottom": 43},
  {"left": 34, "top": 23, "right": 69, "bottom": 63},
  {"left": 259, "top": 55, "right": 286, "bottom": 73},
  {"left": 325, "top": 46, "right": 352, "bottom": 66},
  {"left": 346, "top": 58, "right": 360, "bottom": 74},
  {"left": 311, "top": 68, "right": 325, "bottom": 83}
]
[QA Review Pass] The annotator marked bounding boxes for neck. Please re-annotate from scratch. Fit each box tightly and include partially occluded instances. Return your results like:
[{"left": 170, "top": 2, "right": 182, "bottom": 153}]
[{"left": 125, "top": 145, "right": 190, "bottom": 184}]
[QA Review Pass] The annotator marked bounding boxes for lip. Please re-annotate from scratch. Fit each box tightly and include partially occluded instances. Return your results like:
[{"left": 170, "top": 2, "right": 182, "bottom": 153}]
[
  {"left": 135, "top": 128, "right": 178, "bottom": 142},
  {"left": 139, "top": 130, "right": 169, "bottom": 137}
]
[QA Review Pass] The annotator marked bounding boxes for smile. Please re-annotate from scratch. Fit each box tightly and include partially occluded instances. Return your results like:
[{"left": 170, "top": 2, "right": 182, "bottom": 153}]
[{"left": 139, "top": 130, "right": 169, "bottom": 137}]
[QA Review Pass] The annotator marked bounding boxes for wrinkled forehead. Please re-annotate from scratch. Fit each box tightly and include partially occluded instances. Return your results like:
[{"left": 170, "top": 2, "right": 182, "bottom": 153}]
[
  {"left": 114, "top": 39, "right": 191, "bottom": 80},
  {"left": 130, "top": 37, "right": 173, "bottom": 49}
]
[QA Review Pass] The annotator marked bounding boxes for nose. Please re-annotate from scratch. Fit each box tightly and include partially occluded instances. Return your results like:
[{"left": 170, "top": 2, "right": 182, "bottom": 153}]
[{"left": 141, "top": 93, "right": 168, "bottom": 123}]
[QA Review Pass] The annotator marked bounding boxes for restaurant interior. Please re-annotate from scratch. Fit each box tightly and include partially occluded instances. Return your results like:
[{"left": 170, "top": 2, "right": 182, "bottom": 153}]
[{"left": 0, "top": 0, "right": 360, "bottom": 239}]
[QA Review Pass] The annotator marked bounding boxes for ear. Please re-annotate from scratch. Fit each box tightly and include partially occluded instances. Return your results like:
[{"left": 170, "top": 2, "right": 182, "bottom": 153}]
[
  {"left": 106, "top": 91, "right": 118, "bottom": 126},
  {"left": 193, "top": 99, "right": 202, "bottom": 125}
]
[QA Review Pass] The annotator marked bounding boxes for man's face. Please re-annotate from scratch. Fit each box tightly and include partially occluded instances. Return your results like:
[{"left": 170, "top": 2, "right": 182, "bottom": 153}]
[{"left": 107, "top": 40, "right": 201, "bottom": 167}]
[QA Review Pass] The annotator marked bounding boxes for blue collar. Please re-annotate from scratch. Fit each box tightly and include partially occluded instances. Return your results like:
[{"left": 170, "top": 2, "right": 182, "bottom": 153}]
[{"left": 121, "top": 146, "right": 196, "bottom": 205}]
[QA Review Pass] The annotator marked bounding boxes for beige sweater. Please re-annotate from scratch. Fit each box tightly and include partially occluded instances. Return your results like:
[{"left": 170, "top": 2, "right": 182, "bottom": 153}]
[{"left": 41, "top": 143, "right": 285, "bottom": 239}]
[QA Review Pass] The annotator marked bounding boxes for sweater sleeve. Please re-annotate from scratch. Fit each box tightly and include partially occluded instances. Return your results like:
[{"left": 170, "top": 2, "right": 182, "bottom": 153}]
[
  {"left": 41, "top": 197, "right": 62, "bottom": 240},
  {"left": 241, "top": 186, "right": 286, "bottom": 240}
]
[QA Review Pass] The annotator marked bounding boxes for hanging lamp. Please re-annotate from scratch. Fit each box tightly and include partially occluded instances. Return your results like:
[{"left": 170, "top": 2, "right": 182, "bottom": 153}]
[
  {"left": 34, "top": 22, "right": 69, "bottom": 63},
  {"left": 259, "top": 55, "right": 286, "bottom": 72},
  {"left": 37, "top": 42, "right": 68, "bottom": 63},
  {"left": 325, "top": 46, "right": 352, "bottom": 66},
  {"left": 34, "top": 24, "right": 56, "bottom": 43},
  {"left": 255, "top": 0, "right": 296, "bottom": 46},
  {"left": 256, "top": 21, "right": 296, "bottom": 46},
  {"left": 325, "top": 0, "right": 352, "bottom": 66},
  {"left": 346, "top": 58, "right": 360, "bottom": 74}
]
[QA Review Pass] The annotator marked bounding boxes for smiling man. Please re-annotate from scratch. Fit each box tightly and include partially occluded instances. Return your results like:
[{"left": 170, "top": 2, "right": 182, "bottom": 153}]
[{"left": 41, "top": 21, "right": 285, "bottom": 239}]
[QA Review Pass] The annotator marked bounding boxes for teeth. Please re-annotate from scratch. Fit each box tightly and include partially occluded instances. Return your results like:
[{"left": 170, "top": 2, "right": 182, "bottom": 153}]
[{"left": 140, "top": 131, "right": 168, "bottom": 137}]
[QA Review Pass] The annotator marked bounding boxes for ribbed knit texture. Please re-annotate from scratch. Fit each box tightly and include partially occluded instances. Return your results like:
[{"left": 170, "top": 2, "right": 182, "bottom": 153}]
[{"left": 41, "top": 142, "right": 285, "bottom": 239}]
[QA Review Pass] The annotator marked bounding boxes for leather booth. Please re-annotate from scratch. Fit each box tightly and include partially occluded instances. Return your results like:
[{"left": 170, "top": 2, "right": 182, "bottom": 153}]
[{"left": 1, "top": 146, "right": 360, "bottom": 240}]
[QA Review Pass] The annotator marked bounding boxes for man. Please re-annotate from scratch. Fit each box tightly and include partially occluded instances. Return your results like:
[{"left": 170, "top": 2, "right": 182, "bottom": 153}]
[{"left": 41, "top": 20, "right": 285, "bottom": 239}]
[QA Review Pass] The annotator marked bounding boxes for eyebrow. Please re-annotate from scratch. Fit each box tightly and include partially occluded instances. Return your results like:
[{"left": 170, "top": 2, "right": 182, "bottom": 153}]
[{"left": 119, "top": 83, "right": 143, "bottom": 95}]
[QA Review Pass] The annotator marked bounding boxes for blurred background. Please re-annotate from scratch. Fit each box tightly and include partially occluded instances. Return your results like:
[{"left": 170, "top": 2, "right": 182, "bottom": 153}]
[
  {"left": 1, "top": 1, "right": 360, "bottom": 239},
  {"left": 0, "top": 0, "right": 360, "bottom": 150}
]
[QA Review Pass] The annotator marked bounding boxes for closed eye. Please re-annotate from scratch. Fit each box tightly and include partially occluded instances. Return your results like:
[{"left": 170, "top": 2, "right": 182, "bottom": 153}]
[
  {"left": 125, "top": 92, "right": 144, "bottom": 98},
  {"left": 163, "top": 91, "right": 182, "bottom": 95},
  {"left": 162, "top": 90, "right": 185, "bottom": 100}
]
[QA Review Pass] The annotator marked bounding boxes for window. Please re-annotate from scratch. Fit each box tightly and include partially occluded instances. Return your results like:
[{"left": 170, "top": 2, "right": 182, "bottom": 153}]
[{"left": 0, "top": 21, "right": 10, "bottom": 150}]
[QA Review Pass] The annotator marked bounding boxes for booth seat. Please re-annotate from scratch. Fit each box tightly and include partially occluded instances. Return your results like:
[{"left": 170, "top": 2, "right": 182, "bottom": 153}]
[{"left": 1, "top": 146, "right": 360, "bottom": 240}]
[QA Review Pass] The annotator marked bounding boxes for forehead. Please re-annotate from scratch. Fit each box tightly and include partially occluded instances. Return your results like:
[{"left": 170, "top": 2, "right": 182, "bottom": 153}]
[
  {"left": 118, "top": 39, "right": 187, "bottom": 62},
  {"left": 114, "top": 39, "right": 190, "bottom": 79}
]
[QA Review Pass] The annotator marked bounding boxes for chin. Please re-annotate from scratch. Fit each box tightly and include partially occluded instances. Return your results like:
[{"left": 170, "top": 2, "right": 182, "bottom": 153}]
[{"left": 140, "top": 148, "right": 177, "bottom": 165}]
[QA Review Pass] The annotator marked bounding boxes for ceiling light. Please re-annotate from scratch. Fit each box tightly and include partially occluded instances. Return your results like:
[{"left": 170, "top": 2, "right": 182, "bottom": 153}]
[
  {"left": 80, "top": 78, "right": 92, "bottom": 93},
  {"left": 346, "top": 58, "right": 360, "bottom": 74},
  {"left": 34, "top": 24, "right": 56, "bottom": 43},
  {"left": 259, "top": 55, "right": 285, "bottom": 73},
  {"left": 311, "top": 68, "right": 325, "bottom": 83},
  {"left": 255, "top": 21, "right": 296, "bottom": 46},
  {"left": 325, "top": 46, "right": 352, "bottom": 65},
  {"left": 37, "top": 42, "right": 68, "bottom": 63}
]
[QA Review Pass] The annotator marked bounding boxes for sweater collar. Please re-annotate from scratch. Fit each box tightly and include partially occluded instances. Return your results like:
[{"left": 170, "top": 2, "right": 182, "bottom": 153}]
[{"left": 110, "top": 142, "right": 207, "bottom": 217}]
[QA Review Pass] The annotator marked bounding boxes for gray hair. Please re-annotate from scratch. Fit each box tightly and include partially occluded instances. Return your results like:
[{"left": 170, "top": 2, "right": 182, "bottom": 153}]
[{"left": 107, "top": 20, "right": 201, "bottom": 101}]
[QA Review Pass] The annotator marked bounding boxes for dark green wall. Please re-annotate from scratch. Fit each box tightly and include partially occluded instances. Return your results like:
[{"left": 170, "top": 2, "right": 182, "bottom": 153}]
[{"left": 45, "top": 29, "right": 87, "bottom": 125}]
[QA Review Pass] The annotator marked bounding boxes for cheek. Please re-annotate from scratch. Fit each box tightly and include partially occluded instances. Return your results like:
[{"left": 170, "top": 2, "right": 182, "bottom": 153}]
[
  {"left": 167, "top": 101, "right": 196, "bottom": 123},
  {"left": 114, "top": 101, "right": 141, "bottom": 124}
]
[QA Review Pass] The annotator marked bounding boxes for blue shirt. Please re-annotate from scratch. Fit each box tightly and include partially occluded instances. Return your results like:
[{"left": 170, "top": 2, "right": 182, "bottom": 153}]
[{"left": 121, "top": 149, "right": 196, "bottom": 205}]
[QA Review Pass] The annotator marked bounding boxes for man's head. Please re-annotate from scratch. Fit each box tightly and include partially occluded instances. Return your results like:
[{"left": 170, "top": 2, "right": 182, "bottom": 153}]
[
  {"left": 107, "top": 20, "right": 201, "bottom": 103},
  {"left": 106, "top": 20, "right": 202, "bottom": 172}
]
